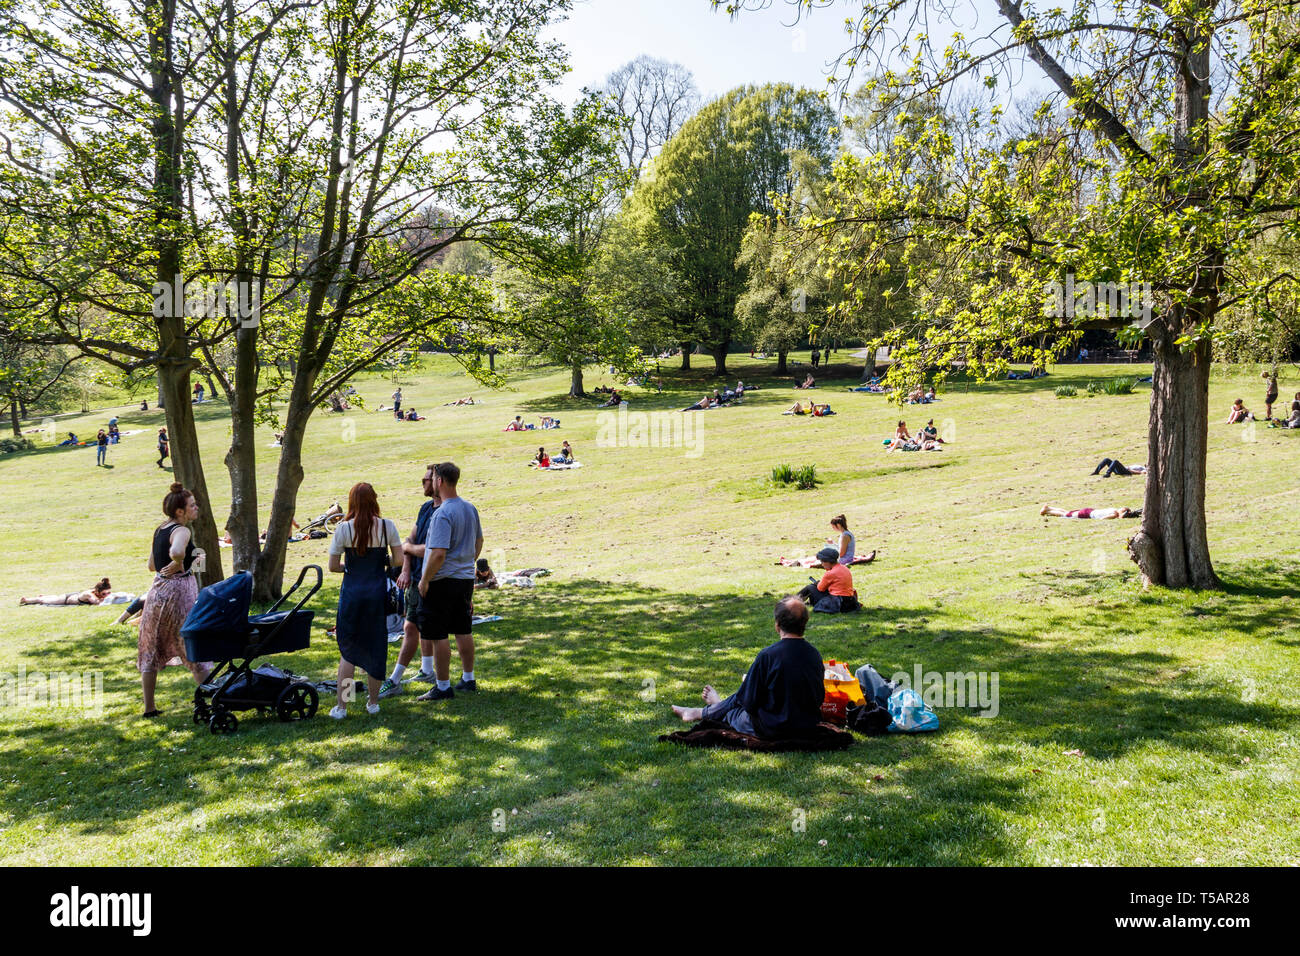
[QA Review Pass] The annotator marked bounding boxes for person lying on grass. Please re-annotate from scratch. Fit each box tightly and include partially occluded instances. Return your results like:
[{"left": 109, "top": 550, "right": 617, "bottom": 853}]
[
  {"left": 670, "top": 597, "right": 824, "bottom": 738},
  {"left": 597, "top": 389, "right": 623, "bottom": 408},
  {"left": 1091, "top": 457, "right": 1147, "bottom": 477},
  {"left": 796, "top": 548, "right": 860, "bottom": 613},
  {"left": 20, "top": 578, "right": 113, "bottom": 606},
  {"left": 685, "top": 393, "right": 715, "bottom": 411},
  {"left": 1227, "top": 398, "right": 1253, "bottom": 423},
  {"left": 1039, "top": 505, "right": 1138, "bottom": 519},
  {"left": 444, "top": 396, "right": 476, "bottom": 405}
]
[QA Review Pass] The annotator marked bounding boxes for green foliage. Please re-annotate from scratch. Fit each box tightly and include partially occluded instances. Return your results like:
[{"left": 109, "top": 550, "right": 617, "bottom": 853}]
[
  {"left": 0, "top": 437, "right": 34, "bottom": 453},
  {"left": 622, "top": 83, "right": 836, "bottom": 364},
  {"left": 1055, "top": 385, "right": 1077, "bottom": 398},
  {"left": 1102, "top": 378, "right": 1137, "bottom": 396},
  {"left": 770, "top": 462, "right": 819, "bottom": 489}
]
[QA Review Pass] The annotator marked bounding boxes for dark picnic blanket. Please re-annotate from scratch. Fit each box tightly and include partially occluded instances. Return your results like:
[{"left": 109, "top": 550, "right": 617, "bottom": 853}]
[{"left": 658, "top": 718, "right": 853, "bottom": 752}]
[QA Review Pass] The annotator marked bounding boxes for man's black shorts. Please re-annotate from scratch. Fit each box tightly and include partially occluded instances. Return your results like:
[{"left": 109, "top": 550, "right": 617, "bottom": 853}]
[{"left": 418, "top": 577, "right": 474, "bottom": 640}]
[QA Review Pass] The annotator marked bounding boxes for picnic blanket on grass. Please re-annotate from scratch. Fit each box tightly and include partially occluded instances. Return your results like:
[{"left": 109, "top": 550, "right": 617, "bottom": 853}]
[{"left": 658, "top": 718, "right": 853, "bottom": 751}]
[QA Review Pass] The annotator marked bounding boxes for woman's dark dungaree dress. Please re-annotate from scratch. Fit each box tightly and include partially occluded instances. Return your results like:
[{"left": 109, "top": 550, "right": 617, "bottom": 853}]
[{"left": 336, "top": 521, "right": 393, "bottom": 679}]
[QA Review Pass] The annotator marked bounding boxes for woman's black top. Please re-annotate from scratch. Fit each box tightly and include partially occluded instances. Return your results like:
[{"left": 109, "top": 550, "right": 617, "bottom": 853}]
[{"left": 152, "top": 523, "right": 196, "bottom": 574}]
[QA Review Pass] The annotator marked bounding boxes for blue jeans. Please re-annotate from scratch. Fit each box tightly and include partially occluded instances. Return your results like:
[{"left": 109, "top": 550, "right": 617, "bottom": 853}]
[
  {"left": 702, "top": 692, "right": 755, "bottom": 735},
  {"left": 96, "top": 445, "right": 106, "bottom": 465}
]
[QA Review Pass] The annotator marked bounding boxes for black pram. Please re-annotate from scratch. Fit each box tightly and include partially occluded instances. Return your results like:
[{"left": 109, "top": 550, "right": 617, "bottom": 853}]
[{"left": 182, "top": 566, "right": 322, "bottom": 734}]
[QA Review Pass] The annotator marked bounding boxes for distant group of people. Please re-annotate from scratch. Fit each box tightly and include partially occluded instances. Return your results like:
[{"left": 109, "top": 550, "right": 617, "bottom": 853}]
[
  {"left": 887, "top": 419, "right": 944, "bottom": 451},
  {"left": 1229, "top": 376, "right": 1300, "bottom": 427},
  {"left": 686, "top": 383, "right": 745, "bottom": 410},
  {"left": 784, "top": 400, "right": 833, "bottom": 416},
  {"left": 531, "top": 441, "right": 575, "bottom": 467}
]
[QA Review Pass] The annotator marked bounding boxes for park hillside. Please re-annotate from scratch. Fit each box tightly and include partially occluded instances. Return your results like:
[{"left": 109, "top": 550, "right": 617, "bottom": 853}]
[{"left": 0, "top": 355, "right": 1297, "bottom": 865}]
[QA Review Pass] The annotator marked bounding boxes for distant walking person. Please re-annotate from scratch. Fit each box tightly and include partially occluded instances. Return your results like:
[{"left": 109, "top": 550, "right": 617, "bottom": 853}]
[
  {"left": 416, "top": 461, "right": 483, "bottom": 701},
  {"left": 137, "top": 483, "right": 212, "bottom": 717},
  {"left": 157, "top": 427, "right": 169, "bottom": 468},
  {"left": 811, "top": 347, "right": 820, "bottom": 369},
  {"left": 327, "top": 482, "right": 402, "bottom": 718},
  {"left": 1263, "top": 369, "right": 1279, "bottom": 420},
  {"left": 95, "top": 429, "right": 109, "bottom": 466}
]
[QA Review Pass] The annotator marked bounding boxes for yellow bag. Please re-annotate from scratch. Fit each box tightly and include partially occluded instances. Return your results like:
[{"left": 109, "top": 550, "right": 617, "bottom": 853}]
[{"left": 823, "top": 658, "right": 865, "bottom": 706}]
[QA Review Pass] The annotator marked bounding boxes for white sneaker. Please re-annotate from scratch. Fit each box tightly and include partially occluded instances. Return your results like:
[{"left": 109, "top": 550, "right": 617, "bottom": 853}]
[
  {"left": 365, "top": 702, "right": 380, "bottom": 715},
  {"left": 328, "top": 705, "right": 347, "bottom": 719}
]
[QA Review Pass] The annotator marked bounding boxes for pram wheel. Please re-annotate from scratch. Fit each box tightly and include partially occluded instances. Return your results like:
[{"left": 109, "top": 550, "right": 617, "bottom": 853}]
[
  {"left": 277, "top": 682, "right": 319, "bottom": 722},
  {"left": 209, "top": 710, "right": 238, "bottom": 735},
  {"left": 193, "top": 688, "right": 211, "bottom": 724}
]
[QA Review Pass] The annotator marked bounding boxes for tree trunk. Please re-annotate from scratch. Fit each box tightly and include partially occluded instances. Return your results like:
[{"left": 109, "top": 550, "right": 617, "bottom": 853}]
[
  {"left": 147, "top": 0, "right": 221, "bottom": 582},
  {"left": 224, "top": 320, "right": 261, "bottom": 577},
  {"left": 17, "top": 397, "right": 27, "bottom": 420},
  {"left": 158, "top": 361, "right": 224, "bottom": 583},
  {"left": 776, "top": 350, "right": 788, "bottom": 375},
  {"left": 254, "top": 371, "right": 317, "bottom": 603},
  {"left": 568, "top": 362, "right": 585, "bottom": 398},
  {"left": 679, "top": 342, "right": 691, "bottom": 370},
  {"left": 488, "top": 348, "right": 495, "bottom": 372},
  {"left": 711, "top": 341, "right": 728, "bottom": 376},
  {"left": 8, "top": 397, "right": 20, "bottom": 437},
  {"left": 1127, "top": 333, "right": 1219, "bottom": 589}
]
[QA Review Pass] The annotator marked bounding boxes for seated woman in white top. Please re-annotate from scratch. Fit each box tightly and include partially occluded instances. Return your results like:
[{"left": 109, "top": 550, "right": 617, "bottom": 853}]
[{"left": 826, "top": 515, "right": 855, "bottom": 565}]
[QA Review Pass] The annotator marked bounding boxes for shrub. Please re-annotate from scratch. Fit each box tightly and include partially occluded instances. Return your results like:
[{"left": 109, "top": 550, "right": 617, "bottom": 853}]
[
  {"left": 1055, "top": 385, "right": 1077, "bottom": 398},
  {"left": 1102, "top": 378, "right": 1136, "bottom": 395},
  {"left": 793, "top": 464, "right": 819, "bottom": 489},
  {"left": 1086, "top": 380, "right": 1101, "bottom": 395},
  {"left": 0, "top": 437, "right": 35, "bottom": 454},
  {"left": 771, "top": 463, "right": 819, "bottom": 489}
]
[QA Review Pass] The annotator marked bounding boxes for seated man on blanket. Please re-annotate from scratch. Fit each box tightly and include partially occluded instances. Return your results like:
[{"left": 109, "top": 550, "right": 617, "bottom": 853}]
[
  {"left": 670, "top": 597, "right": 824, "bottom": 738},
  {"left": 797, "top": 548, "right": 860, "bottom": 612}
]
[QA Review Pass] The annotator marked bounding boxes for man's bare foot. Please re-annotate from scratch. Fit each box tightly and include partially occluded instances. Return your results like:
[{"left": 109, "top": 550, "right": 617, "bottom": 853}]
[
  {"left": 702, "top": 685, "right": 721, "bottom": 706},
  {"left": 1039, "top": 504, "right": 1051, "bottom": 515},
  {"left": 671, "top": 705, "right": 704, "bottom": 722}
]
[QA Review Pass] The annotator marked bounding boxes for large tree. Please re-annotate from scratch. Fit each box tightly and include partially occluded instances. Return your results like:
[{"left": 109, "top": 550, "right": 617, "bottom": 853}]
[
  {"left": 722, "top": 1, "right": 1300, "bottom": 589},
  {"left": 624, "top": 83, "right": 837, "bottom": 375},
  {"left": 601, "top": 55, "right": 700, "bottom": 180}
]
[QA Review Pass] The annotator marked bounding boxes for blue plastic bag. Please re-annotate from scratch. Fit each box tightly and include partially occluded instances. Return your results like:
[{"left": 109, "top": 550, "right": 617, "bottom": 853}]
[{"left": 886, "top": 687, "right": 939, "bottom": 733}]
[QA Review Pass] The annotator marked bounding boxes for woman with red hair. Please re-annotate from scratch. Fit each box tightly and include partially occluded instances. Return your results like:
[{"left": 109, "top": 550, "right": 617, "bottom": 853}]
[{"left": 327, "top": 482, "right": 401, "bottom": 718}]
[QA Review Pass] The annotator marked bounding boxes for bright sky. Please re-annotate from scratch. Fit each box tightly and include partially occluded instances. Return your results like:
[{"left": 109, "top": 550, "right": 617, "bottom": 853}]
[{"left": 547, "top": 0, "right": 869, "bottom": 103}]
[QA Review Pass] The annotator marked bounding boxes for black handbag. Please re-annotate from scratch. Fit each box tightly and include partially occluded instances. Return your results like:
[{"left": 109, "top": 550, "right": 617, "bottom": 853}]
[{"left": 378, "top": 522, "right": 401, "bottom": 615}]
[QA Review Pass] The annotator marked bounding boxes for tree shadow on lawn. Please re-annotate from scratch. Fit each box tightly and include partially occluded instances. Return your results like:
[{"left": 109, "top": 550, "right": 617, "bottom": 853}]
[{"left": 2, "top": 577, "right": 1291, "bottom": 864}]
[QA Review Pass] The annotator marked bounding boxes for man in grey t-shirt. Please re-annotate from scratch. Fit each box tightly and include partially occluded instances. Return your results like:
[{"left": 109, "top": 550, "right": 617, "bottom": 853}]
[{"left": 416, "top": 461, "right": 483, "bottom": 700}]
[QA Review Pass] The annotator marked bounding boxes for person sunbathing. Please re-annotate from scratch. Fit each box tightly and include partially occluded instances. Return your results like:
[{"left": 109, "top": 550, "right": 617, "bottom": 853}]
[
  {"left": 784, "top": 401, "right": 808, "bottom": 415},
  {"left": 796, "top": 549, "right": 860, "bottom": 613},
  {"left": 1226, "top": 399, "right": 1252, "bottom": 424},
  {"left": 887, "top": 421, "right": 913, "bottom": 449},
  {"left": 553, "top": 441, "right": 574, "bottom": 463},
  {"left": 20, "top": 578, "right": 113, "bottom": 606},
  {"left": 540, "top": 416, "right": 561, "bottom": 429},
  {"left": 506, "top": 416, "right": 525, "bottom": 431},
  {"left": 1091, "top": 457, "right": 1147, "bottom": 477},
  {"left": 444, "top": 396, "right": 475, "bottom": 405},
  {"left": 670, "top": 598, "right": 824, "bottom": 738},
  {"left": 809, "top": 402, "right": 834, "bottom": 416},
  {"left": 1039, "top": 505, "right": 1137, "bottom": 519}
]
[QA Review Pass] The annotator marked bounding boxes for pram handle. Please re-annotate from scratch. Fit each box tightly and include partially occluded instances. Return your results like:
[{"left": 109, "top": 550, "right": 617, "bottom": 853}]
[{"left": 245, "top": 565, "right": 323, "bottom": 658}]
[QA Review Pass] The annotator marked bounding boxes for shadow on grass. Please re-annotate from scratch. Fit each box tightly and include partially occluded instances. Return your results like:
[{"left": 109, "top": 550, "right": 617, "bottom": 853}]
[{"left": 2, "top": 574, "right": 1292, "bottom": 864}]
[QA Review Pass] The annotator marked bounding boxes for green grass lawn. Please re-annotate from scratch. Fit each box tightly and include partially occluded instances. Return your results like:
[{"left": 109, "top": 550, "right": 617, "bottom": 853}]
[{"left": 1, "top": 355, "right": 1297, "bottom": 865}]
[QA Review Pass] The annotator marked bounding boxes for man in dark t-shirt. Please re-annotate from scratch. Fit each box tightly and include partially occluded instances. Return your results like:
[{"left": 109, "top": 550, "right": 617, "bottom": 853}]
[
  {"left": 377, "top": 464, "right": 440, "bottom": 698},
  {"left": 671, "top": 597, "right": 824, "bottom": 738}
]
